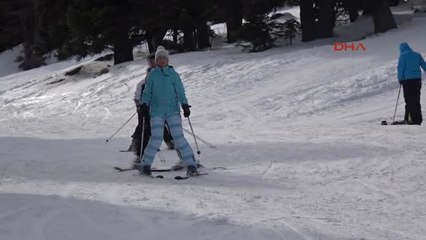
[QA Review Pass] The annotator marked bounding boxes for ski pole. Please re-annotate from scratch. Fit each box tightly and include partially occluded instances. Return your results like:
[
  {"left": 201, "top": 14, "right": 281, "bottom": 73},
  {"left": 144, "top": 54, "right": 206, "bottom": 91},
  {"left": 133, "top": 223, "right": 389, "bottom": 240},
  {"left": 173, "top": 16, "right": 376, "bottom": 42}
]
[
  {"left": 139, "top": 117, "right": 146, "bottom": 162},
  {"left": 392, "top": 84, "right": 402, "bottom": 124},
  {"left": 158, "top": 150, "right": 166, "bottom": 162},
  {"left": 105, "top": 112, "right": 137, "bottom": 143},
  {"left": 182, "top": 127, "right": 217, "bottom": 149},
  {"left": 187, "top": 117, "right": 201, "bottom": 155}
]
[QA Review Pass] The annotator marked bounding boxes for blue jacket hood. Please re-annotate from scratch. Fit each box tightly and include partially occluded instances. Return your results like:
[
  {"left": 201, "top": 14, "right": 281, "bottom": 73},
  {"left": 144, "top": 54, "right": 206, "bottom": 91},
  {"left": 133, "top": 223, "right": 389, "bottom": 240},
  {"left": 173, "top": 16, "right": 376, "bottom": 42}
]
[
  {"left": 400, "top": 42, "right": 413, "bottom": 53},
  {"left": 397, "top": 42, "right": 426, "bottom": 81}
]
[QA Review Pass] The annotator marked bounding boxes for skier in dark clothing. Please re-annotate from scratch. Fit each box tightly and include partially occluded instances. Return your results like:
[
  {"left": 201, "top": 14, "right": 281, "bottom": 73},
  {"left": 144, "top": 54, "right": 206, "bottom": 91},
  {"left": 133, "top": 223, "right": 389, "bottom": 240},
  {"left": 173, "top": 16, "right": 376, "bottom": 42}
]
[
  {"left": 131, "top": 54, "right": 175, "bottom": 167},
  {"left": 397, "top": 42, "right": 426, "bottom": 125}
]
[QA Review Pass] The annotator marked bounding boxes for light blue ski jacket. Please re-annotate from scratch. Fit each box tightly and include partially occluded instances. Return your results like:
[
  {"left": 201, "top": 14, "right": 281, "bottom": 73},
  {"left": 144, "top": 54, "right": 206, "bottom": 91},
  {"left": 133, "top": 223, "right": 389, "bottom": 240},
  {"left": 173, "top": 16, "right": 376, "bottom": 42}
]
[
  {"left": 141, "top": 65, "right": 188, "bottom": 117},
  {"left": 397, "top": 42, "right": 426, "bottom": 82}
]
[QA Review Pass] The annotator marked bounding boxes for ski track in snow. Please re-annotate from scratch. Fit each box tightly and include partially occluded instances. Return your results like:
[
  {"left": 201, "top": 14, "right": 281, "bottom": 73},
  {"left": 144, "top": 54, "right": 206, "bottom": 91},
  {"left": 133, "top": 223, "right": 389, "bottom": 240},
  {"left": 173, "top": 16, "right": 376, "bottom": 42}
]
[
  {"left": 1, "top": 134, "right": 426, "bottom": 239},
  {"left": 1, "top": 14, "right": 426, "bottom": 240},
  {"left": 0, "top": 193, "right": 288, "bottom": 240}
]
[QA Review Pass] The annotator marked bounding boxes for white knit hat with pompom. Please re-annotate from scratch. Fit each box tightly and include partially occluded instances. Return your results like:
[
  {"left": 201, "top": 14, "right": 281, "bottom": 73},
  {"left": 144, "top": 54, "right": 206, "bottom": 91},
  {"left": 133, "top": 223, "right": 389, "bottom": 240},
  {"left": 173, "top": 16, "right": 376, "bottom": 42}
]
[{"left": 155, "top": 46, "right": 169, "bottom": 61}]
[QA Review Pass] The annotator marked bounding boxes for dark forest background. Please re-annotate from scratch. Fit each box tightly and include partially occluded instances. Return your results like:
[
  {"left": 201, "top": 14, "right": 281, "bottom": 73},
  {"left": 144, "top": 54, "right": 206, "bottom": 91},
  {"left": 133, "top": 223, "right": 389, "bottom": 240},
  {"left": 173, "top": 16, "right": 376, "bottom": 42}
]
[{"left": 0, "top": 0, "right": 399, "bottom": 70}]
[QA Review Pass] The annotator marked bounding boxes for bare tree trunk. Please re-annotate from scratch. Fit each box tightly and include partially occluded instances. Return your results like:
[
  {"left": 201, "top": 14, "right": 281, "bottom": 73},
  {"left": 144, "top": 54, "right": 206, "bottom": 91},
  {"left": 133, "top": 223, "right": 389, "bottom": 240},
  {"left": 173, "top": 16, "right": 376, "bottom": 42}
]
[
  {"left": 317, "top": 0, "right": 334, "bottom": 38},
  {"left": 173, "top": 27, "right": 178, "bottom": 45},
  {"left": 300, "top": 0, "right": 316, "bottom": 42},
  {"left": 183, "top": 27, "right": 196, "bottom": 51},
  {"left": 146, "top": 28, "right": 167, "bottom": 53},
  {"left": 225, "top": 0, "right": 242, "bottom": 43},
  {"left": 18, "top": 1, "right": 45, "bottom": 70},
  {"left": 146, "top": 31, "right": 155, "bottom": 53},
  {"left": 372, "top": 0, "right": 396, "bottom": 33},
  {"left": 112, "top": 28, "right": 133, "bottom": 65},
  {"left": 196, "top": 22, "right": 211, "bottom": 49}
]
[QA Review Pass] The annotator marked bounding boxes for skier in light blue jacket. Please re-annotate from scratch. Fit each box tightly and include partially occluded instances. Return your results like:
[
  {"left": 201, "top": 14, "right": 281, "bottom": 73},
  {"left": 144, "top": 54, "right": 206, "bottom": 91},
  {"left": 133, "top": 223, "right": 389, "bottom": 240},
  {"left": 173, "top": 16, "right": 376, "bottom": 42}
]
[
  {"left": 137, "top": 46, "right": 198, "bottom": 176},
  {"left": 397, "top": 42, "right": 426, "bottom": 125}
]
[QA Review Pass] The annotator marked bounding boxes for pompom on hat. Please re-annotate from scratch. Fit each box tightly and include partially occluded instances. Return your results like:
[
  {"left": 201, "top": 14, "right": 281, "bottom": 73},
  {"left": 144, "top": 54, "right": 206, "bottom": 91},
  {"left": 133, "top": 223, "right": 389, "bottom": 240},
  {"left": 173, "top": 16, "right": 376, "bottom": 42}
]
[{"left": 155, "top": 46, "right": 169, "bottom": 60}]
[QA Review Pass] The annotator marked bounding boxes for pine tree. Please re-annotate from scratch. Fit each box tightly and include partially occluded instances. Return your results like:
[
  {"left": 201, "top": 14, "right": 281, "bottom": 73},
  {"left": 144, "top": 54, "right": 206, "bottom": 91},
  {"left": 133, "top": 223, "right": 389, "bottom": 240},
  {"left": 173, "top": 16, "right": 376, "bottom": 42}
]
[
  {"left": 140, "top": 0, "right": 215, "bottom": 52},
  {"left": 237, "top": 0, "right": 287, "bottom": 51},
  {"left": 239, "top": 14, "right": 273, "bottom": 52},
  {"left": 60, "top": 0, "right": 145, "bottom": 65},
  {"left": 0, "top": 0, "right": 24, "bottom": 53},
  {"left": 282, "top": 18, "right": 301, "bottom": 45}
]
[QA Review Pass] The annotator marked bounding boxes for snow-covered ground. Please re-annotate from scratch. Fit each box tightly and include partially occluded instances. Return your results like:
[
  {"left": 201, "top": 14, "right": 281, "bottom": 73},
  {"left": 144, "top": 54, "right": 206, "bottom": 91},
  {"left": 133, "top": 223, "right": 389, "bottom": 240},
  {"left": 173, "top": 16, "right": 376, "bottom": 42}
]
[
  {"left": 1, "top": 13, "right": 426, "bottom": 240},
  {"left": 0, "top": 46, "right": 22, "bottom": 78}
]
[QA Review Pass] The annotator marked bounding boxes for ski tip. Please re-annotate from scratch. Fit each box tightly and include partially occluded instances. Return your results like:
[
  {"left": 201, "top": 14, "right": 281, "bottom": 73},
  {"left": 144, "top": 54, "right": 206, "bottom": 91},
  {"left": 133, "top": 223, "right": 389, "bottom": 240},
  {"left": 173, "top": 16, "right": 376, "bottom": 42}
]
[
  {"left": 174, "top": 176, "right": 189, "bottom": 180},
  {"left": 139, "top": 174, "right": 164, "bottom": 179},
  {"left": 175, "top": 173, "right": 208, "bottom": 180},
  {"left": 150, "top": 175, "right": 164, "bottom": 179},
  {"left": 113, "top": 166, "right": 124, "bottom": 171},
  {"left": 113, "top": 166, "right": 136, "bottom": 172}
]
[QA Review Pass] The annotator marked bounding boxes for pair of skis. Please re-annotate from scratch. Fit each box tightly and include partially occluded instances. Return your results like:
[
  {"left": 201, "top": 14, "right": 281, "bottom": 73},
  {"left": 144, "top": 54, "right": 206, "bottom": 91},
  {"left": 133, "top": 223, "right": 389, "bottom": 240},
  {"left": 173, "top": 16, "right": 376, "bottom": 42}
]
[
  {"left": 114, "top": 165, "right": 225, "bottom": 172},
  {"left": 113, "top": 166, "right": 209, "bottom": 180},
  {"left": 113, "top": 166, "right": 173, "bottom": 172},
  {"left": 146, "top": 173, "right": 208, "bottom": 180},
  {"left": 137, "top": 171, "right": 208, "bottom": 180}
]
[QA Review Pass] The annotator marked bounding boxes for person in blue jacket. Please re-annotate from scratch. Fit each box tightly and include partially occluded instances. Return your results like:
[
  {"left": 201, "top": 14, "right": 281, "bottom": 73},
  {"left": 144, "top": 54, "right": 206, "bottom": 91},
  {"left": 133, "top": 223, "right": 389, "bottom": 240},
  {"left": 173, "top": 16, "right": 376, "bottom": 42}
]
[
  {"left": 137, "top": 46, "right": 198, "bottom": 176},
  {"left": 131, "top": 54, "right": 175, "bottom": 163},
  {"left": 397, "top": 42, "right": 426, "bottom": 125}
]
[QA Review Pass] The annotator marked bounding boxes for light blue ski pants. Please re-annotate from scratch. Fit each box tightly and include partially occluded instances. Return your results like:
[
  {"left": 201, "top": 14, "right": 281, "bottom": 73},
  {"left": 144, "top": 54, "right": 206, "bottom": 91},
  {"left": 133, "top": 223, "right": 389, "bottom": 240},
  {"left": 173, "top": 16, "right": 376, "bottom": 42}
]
[{"left": 141, "top": 113, "right": 196, "bottom": 167}]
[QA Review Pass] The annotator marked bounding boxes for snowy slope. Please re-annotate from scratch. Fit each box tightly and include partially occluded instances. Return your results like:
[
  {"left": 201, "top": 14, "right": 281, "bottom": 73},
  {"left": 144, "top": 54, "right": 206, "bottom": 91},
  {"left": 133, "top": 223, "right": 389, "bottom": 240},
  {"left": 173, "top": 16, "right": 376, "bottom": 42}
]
[
  {"left": 0, "top": 46, "right": 22, "bottom": 78},
  {"left": 1, "top": 17, "right": 426, "bottom": 240}
]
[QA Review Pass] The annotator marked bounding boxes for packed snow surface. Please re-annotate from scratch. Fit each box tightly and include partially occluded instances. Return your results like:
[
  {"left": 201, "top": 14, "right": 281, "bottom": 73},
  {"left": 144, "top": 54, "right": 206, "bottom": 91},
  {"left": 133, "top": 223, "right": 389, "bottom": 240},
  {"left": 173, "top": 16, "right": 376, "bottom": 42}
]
[{"left": 1, "top": 15, "right": 426, "bottom": 240}]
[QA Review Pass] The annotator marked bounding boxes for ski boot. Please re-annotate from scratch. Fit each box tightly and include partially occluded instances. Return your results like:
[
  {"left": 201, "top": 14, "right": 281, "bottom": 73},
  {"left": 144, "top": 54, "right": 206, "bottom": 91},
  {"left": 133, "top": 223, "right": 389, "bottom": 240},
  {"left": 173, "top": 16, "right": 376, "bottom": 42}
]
[
  {"left": 138, "top": 165, "right": 152, "bottom": 176},
  {"left": 132, "top": 157, "right": 141, "bottom": 169},
  {"left": 186, "top": 166, "right": 199, "bottom": 177}
]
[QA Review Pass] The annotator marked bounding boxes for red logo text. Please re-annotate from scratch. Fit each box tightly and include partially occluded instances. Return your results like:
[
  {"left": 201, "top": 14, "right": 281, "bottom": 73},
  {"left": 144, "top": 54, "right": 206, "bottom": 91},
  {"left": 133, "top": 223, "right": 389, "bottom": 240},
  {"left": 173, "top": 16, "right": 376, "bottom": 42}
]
[{"left": 333, "top": 42, "right": 367, "bottom": 52}]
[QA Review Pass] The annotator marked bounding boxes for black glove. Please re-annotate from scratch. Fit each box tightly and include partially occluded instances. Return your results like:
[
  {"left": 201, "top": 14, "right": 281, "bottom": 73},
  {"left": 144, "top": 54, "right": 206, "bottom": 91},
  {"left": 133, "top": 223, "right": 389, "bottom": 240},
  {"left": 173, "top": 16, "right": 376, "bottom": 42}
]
[
  {"left": 182, "top": 104, "right": 191, "bottom": 118},
  {"left": 137, "top": 104, "right": 149, "bottom": 117}
]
